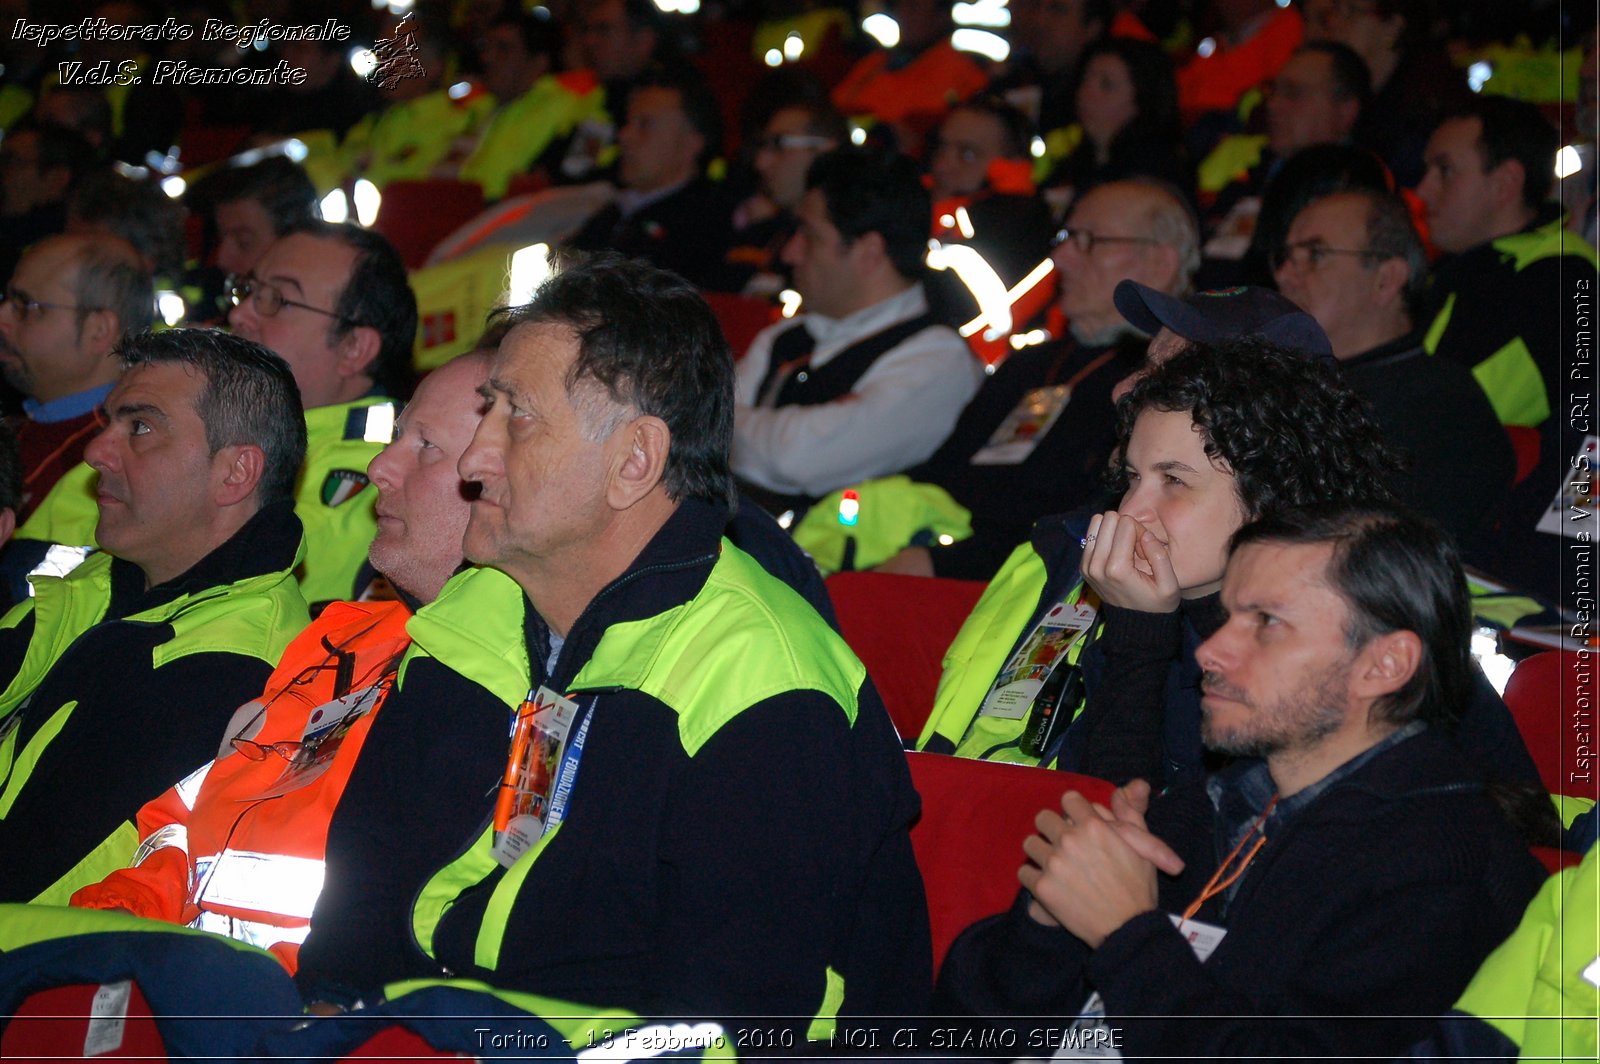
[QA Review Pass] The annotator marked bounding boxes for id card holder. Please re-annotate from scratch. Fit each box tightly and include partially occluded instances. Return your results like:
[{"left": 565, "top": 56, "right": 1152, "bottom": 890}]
[
  {"left": 970, "top": 384, "right": 1073, "bottom": 466},
  {"left": 979, "top": 598, "right": 1097, "bottom": 720},
  {"left": 492, "top": 686, "right": 579, "bottom": 869}
]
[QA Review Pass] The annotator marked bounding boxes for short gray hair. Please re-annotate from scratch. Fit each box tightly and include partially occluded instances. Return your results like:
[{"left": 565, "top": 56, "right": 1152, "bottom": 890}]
[
  {"left": 1354, "top": 189, "right": 1428, "bottom": 318},
  {"left": 1127, "top": 178, "right": 1201, "bottom": 295},
  {"left": 70, "top": 238, "right": 154, "bottom": 339}
]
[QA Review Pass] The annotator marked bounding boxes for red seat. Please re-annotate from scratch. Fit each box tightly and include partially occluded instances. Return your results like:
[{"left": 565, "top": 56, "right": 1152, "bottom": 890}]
[
  {"left": 372, "top": 180, "right": 488, "bottom": 269},
  {"left": 1502, "top": 650, "right": 1598, "bottom": 802},
  {"left": 699, "top": 290, "right": 776, "bottom": 360},
  {"left": 1532, "top": 845, "right": 1582, "bottom": 874},
  {"left": 3, "top": 982, "right": 168, "bottom": 1060},
  {"left": 344, "top": 1026, "right": 473, "bottom": 1059},
  {"left": 908, "top": 751, "right": 1113, "bottom": 969},
  {"left": 827, "top": 571, "right": 987, "bottom": 740},
  {"left": 1505, "top": 425, "right": 1541, "bottom": 486}
]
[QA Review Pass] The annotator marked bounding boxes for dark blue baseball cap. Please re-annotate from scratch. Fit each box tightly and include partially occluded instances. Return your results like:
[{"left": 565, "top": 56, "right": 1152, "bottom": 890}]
[{"left": 1114, "top": 281, "right": 1335, "bottom": 364}]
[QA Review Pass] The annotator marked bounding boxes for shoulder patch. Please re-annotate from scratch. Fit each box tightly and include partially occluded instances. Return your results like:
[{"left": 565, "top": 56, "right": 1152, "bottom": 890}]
[{"left": 321, "top": 469, "right": 370, "bottom": 507}]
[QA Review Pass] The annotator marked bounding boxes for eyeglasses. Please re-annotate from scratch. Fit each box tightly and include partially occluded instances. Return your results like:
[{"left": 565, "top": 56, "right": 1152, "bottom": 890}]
[
  {"left": 228, "top": 274, "right": 356, "bottom": 325},
  {"left": 752, "top": 133, "right": 835, "bottom": 153},
  {"left": 1052, "top": 228, "right": 1160, "bottom": 254},
  {"left": 226, "top": 634, "right": 399, "bottom": 765},
  {"left": 0, "top": 287, "right": 90, "bottom": 322},
  {"left": 1271, "top": 240, "right": 1379, "bottom": 272}
]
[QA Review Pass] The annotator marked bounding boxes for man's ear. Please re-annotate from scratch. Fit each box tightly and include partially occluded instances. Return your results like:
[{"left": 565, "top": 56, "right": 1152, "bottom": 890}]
[
  {"left": 79, "top": 308, "right": 120, "bottom": 354},
  {"left": 0, "top": 506, "right": 16, "bottom": 549},
  {"left": 1136, "top": 242, "right": 1182, "bottom": 294},
  {"left": 608, "top": 414, "right": 670, "bottom": 510},
  {"left": 1353, "top": 629, "right": 1422, "bottom": 708},
  {"left": 336, "top": 325, "right": 383, "bottom": 384},
  {"left": 1372, "top": 256, "right": 1410, "bottom": 310},
  {"left": 849, "top": 229, "right": 889, "bottom": 273},
  {"left": 1488, "top": 158, "right": 1527, "bottom": 213},
  {"left": 214, "top": 443, "right": 266, "bottom": 508}
]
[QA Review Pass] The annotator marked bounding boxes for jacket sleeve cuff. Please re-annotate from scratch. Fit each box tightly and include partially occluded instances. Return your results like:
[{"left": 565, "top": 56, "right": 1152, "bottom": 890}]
[
  {"left": 1086, "top": 910, "right": 1206, "bottom": 1014},
  {"left": 1098, "top": 604, "right": 1183, "bottom": 657}
]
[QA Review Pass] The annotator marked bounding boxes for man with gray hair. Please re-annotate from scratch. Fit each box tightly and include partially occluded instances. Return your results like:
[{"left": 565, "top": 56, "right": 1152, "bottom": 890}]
[
  {"left": 871, "top": 179, "right": 1199, "bottom": 579},
  {"left": 1273, "top": 187, "right": 1514, "bottom": 547},
  {"left": 0, "top": 233, "right": 153, "bottom": 528}
]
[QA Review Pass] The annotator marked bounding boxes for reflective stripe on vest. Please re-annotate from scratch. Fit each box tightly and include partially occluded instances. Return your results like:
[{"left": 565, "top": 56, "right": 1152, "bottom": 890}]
[
  {"left": 195, "top": 849, "right": 325, "bottom": 921},
  {"left": 174, "top": 761, "right": 211, "bottom": 811},
  {"left": 131, "top": 822, "right": 188, "bottom": 867},
  {"left": 191, "top": 908, "right": 313, "bottom": 950}
]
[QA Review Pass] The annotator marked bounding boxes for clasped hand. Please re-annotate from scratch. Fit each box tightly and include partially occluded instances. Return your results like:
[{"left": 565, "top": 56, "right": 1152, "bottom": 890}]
[{"left": 1019, "top": 780, "right": 1185, "bottom": 949}]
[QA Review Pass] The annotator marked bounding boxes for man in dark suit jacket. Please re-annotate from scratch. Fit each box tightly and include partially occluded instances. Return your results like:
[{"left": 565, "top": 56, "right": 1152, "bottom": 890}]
[{"left": 566, "top": 71, "right": 734, "bottom": 290}]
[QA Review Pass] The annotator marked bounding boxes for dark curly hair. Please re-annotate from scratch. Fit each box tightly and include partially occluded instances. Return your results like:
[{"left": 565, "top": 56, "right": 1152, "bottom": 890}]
[{"left": 1113, "top": 337, "right": 1400, "bottom": 516}]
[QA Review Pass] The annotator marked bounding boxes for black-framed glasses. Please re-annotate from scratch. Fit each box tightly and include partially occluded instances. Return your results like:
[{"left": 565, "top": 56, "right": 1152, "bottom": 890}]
[
  {"left": 228, "top": 274, "right": 357, "bottom": 325},
  {"left": 0, "top": 287, "right": 91, "bottom": 322},
  {"left": 1052, "top": 228, "right": 1161, "bottom": 254},
  {"left": 1271, "top": 240, "right": 1379, "bottom": 272}
]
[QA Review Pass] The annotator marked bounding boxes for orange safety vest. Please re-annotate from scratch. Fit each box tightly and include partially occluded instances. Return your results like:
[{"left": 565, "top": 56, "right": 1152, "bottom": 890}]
[
  {"left": 832, "top": 40, "right": 988, "bottom": 135},
  {"left": 70, "top": 600, "right": 413, "bottom": 973},
  {"left": 1176, "top": 6, "right": 1303, "bottom": 117}
]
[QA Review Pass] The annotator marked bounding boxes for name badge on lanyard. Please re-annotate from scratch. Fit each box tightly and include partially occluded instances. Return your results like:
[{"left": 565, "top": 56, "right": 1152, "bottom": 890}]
[
  {"left": 1054, "top": 916, "right": 1227, "bottom": 1060},
  {"left": 492, "top": 686, "right": 592, "bottom": 869},
  {"left": 970, "top": 384, "right": 1073, "bottom": 466},
  {"left": 980, "top": 597, "right": 1097, "bottom": 720}
]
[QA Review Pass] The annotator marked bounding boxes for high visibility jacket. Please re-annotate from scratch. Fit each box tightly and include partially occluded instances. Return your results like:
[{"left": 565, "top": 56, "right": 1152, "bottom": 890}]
[
  {"left": 1422, "top": 213, "right": 1599, "bottom": 429},
  {"left": 458, "top": 72, "right": 605, "bottom": 201},
  {"left": 375, "top": 499, "right": 928, "bottom": 1028},
  {"left": 0, "top": 505, "right": 309, "bottom": 905},
  {"left": 795, "top": 475, "right": 973, "bottom": 575},
  {"left": 1176, "top": 6, "right": 1302, "bottom": 116},
  {"left": 1409, "top": 847, "right": 1598, "bottom": 1061},
  {"left": 914, "top": 532, "right": 1097, "bottom": 766},
  {"left": 297, "top": 398, "right": 392, "bottom": 606},
  {"left": 71, "top": 599, "right": 413, "bottom": 973},
  {"left": 342, "top": 85, "right": 496, "bottom": 191},
  {"left": 831, "top": 40, "right": 987, "bottom": 133},
  {"left": 9, "top": 397, "right": 392, "bottom": 609}
]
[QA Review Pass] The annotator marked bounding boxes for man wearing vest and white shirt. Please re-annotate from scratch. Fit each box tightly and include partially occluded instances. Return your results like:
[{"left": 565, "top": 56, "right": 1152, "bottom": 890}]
[{"left": 732, "top": 147, "right": 980, "bottom": 513}]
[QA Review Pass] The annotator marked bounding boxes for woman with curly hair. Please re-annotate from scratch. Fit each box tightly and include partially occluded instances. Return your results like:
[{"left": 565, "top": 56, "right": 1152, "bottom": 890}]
[{"left": 916, "top": 336, "right": 1540, "bottom": 792}]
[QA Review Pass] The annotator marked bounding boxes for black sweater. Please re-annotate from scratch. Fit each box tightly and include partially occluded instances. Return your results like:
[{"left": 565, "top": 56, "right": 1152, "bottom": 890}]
[{"left": 934, "top": 728, "right": 1546, "bottom": 1059}]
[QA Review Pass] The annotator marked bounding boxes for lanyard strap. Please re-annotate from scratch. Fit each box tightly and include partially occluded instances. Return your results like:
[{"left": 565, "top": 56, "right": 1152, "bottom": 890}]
[{"left": 1181, "top": 793, "right": 1279, "bottom": 922}]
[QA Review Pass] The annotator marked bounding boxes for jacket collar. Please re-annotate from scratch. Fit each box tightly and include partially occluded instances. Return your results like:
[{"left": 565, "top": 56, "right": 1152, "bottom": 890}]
[
  {"left": 542, "top": 497, "right": 727, "bottom": 690},
  {"left": 407, "top": 497, "right": 730, "bottom": 706},
  {"left": 1338, "top": 330, "right": 1424, "bottom": 371},
  {"left": 106, "top": 501, "right": 303, "bottom": 620}
]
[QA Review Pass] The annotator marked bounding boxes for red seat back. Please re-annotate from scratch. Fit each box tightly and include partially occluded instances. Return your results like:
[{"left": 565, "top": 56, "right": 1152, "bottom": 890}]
[
  {"left": 3, "top": 982, "right": 168, "bottom": 1060},
  {"left": 827, "top": 572, "right": 987, "bottom": 740},
  {"left": 372, "top": 180, "right": 488, "bottom": 269},
  {"left": 699, "top": 290, "right": 777, "bottom": 361},
  {"left": 908, "top": 751, "right": 1113, "bottom": 970},
  {"left": 343, "top": 1026, "right": 473, "bottom": 1059},
  {"left": 1505, "top": 425, "right": 1541, "bottom": 486},
  {"left": 1503, "top": 651, "right": 1598, "bottom": 801}
]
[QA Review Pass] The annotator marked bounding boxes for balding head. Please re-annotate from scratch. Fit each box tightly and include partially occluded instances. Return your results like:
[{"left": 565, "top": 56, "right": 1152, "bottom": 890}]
[
  {"left": 1052, "top": 179, "right": 1199, "bottom": 344},
  {"left": 0, "top": 233, "right": 153, "bottom": 402}
]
